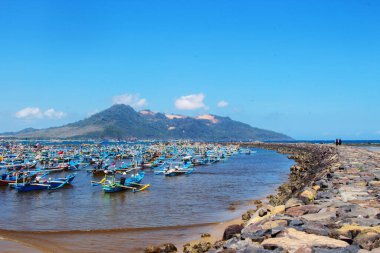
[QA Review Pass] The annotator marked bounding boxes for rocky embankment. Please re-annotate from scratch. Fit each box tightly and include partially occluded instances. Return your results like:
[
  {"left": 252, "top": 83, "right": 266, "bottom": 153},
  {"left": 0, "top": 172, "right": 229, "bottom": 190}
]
[{"left": 146, "top": 144, "right": 380, "bottom": 253}]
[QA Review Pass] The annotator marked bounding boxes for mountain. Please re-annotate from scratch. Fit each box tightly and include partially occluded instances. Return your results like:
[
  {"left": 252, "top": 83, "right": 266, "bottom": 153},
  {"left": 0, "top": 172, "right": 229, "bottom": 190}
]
[
  {"left": 0, "top": 127, "right": 38, "bottom": 136},
  {"left": 7, "top": 104, "right": 293, "bottom": 141}
]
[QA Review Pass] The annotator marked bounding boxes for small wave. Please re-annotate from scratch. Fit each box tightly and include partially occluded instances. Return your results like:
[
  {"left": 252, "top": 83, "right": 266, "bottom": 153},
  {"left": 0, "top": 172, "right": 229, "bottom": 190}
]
[{"left": 0, "top": 222, "right": 220, "bottom": 235}]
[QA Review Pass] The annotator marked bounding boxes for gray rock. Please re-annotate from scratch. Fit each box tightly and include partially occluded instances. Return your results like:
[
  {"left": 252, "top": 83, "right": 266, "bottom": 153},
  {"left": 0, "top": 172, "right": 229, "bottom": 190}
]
[
  {"left": 271, "top": 226, "right": 286, "bottom": 236},
  {"left": 223, "top": 238, "right": 265, "bottom": 253},
  {"left": 286, "top": 205, "right": 321, "bottom": 217},
  {"left": 301, "top": 211, "right": 336, "bottom": 222},
  {"left": 223, "top": 237, "right": 240, "bottom": 249},
  {"left": 340, "top": 218, "right": 380, "bottom": 227},
  {"left": 241, "top": 223, "right": 262, "bottom": 235},
  {"left": 317, "top": 191, "right": 333, "bottom": 199},
  {"left": 238, "top": 246, "right": 273, "bottom": 253},
  {"left": 289, "top": 219, "right": 304, "bottom": 227},
  {"left": 337, "top": 205, "right": 379, "bottom": 219},
  {"left": 340, "top": 191, "right": 369, "bottom": 202},
  {"left": 302, "top": 222, "right": 330, "bottom": 236},
  {"left": 312, "top": 245, "right": 360, "bottom": 253},
  {"left": 285, "top": 198, "right": 304, "bottom": 209},
  {"left": 241, "top": 229, "right": 271, "bottom": 242}
]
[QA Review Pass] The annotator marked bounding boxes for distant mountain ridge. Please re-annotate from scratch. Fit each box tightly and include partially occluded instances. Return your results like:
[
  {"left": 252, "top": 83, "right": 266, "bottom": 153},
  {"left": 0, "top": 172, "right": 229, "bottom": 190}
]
[{"left": 3, "top": 105, "right": 293, "bottom": 141}]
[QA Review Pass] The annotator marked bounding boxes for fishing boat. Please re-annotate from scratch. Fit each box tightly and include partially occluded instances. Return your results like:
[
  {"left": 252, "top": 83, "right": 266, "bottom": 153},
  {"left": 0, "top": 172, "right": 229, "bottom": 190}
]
[
  {"left": 239, "top": 148, "right": 254, "bottom": 155},
  {"left": 190, "top": 156, "right": 207, "bottom": 166},
  {"left": 88, "top": 160, "right": 112, "bottom": 175},
  {"left": 93, "top": 171, "right": 150, "bottom": 193},
  {"left": 23, "top": 160, "right": 38, "bottom": 169},
  {"left": 0, "top": 171, "right": 38, "bottom": 186},
  {"left": 68, "top": 160, "right": 81, "bottom": 170},
  {"left": 0, "top": 173, "right": 20, "bottom": 186},
  {"left": 12, "top": 174, "right": 76, "bottom": 192},
  {"left": 155, "top": 162, "right": 194, "bottom": 176},
  {"left": 45, "top": 163, "right": 69, "bottom": 171}
]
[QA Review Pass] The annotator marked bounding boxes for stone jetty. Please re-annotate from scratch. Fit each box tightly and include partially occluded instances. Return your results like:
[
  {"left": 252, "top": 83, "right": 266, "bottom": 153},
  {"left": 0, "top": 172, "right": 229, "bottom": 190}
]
[{"left": 180, "top": 143, "right": 380, "bottom": 253}]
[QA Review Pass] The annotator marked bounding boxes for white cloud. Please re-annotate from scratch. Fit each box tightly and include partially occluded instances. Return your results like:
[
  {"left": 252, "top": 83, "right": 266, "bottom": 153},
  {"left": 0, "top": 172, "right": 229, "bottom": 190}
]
[
  {"left": 44, "top": 108, "right": 66, "bottom": 119},
  {"left": 175, "top": 93, "right": 207, "bottom": 110},
  {"left": 15, "top": 107, "right": 43, "bottom": 119},
  {"left": 217, "top": 100, "right": 229, "bottom": 108},
  {"left": 112, "top": 93, "right": 148, "bottom": 108},
  {"left": 15, "top": 107, "right": 66, "bottom": 120}
]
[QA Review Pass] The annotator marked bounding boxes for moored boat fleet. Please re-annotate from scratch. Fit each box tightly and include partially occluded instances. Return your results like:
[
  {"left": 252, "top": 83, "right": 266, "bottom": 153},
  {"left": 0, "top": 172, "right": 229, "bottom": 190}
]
[{"left": 0, "top": 141, "right": 256, "bottom": 194}]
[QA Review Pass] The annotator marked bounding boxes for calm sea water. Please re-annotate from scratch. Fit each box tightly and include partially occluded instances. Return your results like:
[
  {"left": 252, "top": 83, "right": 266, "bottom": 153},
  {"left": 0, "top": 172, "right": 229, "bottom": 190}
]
[
  {"left": 0, "top": 148, "right": 293, "bottom": 252},
  {"left": 359, "top": 146, "right": 380, "bottom": 152}
]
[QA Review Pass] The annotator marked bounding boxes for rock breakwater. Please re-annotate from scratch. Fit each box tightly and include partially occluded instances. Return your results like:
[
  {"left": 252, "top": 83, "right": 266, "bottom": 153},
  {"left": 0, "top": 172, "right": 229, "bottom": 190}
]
[{"left": 179, "top": 144, "right": 380, "bottom": 253}]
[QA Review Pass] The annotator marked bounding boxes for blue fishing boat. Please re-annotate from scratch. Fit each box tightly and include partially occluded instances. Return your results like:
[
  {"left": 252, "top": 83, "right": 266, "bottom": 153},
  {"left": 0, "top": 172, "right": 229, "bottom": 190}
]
[
  {"left": 68, "top": 160, "right": 81, "bottom": 170},
  {"left": 101, "top": 171, "right": 149, "bottom": 193},
  {"left": 13, "top": 174, "right": 76, "bottom": 192}
]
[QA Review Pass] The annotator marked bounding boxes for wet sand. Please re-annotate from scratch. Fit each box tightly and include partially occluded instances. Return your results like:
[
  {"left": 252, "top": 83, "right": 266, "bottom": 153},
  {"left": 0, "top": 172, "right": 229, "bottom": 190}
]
[
  {"left": 0, "top": 237, "right": 43, "bottom": 253},
  {"left": 0, "top": 222, "right": 231, "bottom": 253},
  {"left": 0, "top": 203, "right": 258, "bottom": 253}
]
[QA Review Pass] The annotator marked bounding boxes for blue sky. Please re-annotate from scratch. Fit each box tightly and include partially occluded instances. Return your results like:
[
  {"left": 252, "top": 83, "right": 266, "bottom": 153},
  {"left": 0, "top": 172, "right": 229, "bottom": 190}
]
[{"left": 0, "top": 0, "right": 379, "bottom": 140}]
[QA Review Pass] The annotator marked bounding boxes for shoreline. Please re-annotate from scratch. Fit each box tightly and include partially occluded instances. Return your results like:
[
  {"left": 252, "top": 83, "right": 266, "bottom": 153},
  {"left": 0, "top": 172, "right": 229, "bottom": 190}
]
[
  {"left": 3, "top": 143, "right": 379, "bottom": 252},
  {"left": 0, "top": 201, "right": 262, "bottom": 253},
  {"left": 176, "top": 143, "right": 380, "bottom": 253},
  {"left": 0, "top": 147, "right": 290, "bottom": 253}
]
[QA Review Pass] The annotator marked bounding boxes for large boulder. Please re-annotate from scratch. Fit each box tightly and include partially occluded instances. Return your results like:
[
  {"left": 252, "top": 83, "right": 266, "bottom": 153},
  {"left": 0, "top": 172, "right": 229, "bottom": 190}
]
[
  {"left": 221, "top": 238, "right": 268, "bottom": 252},
  {"left": 302, "top": 221, "right": 330, "bottom": 236},
  {"left": 301, "top": 211, "right": 336, "bottom": 222},
  {"left": 341, "top": 218, "right": 380, "bottom": 227},
  {"left": 223, "top": 224, "right": 244, "bottom": 240},
  {"left": 312, "top": 245, "right": 360, "bottom": 253},
  {"left": 353, "top": 230, "right": 380, "bottom": 250},
  {"left": 337, "top": 224, "right": 380, "bottom": 239},
  {"left": 286, "top": 205, "right": 321, "bottom": 217},
  {"left": 261, "top": 220, "right": 288, "bottom": 230},
  {"left": 261, "top": 228, "right": 349, "bottom": 252},
  {"left": 337, "top": 205, "right": 380, "bottom": 219},
  {"left": 285, "top": 198, "right": 304, "bottom": 209},
  {"left": 241, "top": 228, "right": 272, "bottom": 243},
  {"left": 247, "top": 205, "right": 285, "bottom": 226},
  {"left": 299, "top": 188, "right": 317, "bottom": 204},
  {"left": 369, "top": 180, "right": 380, "bottom": 187}
]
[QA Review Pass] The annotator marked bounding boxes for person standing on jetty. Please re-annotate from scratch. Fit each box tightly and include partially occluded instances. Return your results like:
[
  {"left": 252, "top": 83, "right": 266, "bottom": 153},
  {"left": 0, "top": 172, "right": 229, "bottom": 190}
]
[{"left": 335, "top": 139, "right": 342, "bottom": 146}]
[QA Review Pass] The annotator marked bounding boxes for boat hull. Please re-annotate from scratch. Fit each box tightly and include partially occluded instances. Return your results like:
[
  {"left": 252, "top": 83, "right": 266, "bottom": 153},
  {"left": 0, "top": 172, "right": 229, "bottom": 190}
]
[
  {"left": 15, "top": 184, "right": 49, "bottom": 192},
  {"left": 103, "top": 185, "right": 124, "bottom": 193},
  {"left": 0, "top": 180, "right": 15, "bottom": 186}
]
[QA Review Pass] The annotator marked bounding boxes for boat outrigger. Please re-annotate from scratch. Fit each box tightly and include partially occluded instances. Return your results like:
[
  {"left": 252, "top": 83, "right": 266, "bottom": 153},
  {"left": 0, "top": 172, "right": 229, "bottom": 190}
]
[{"left": 91, "top": 171, "right": 150, "bottom": 193}]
